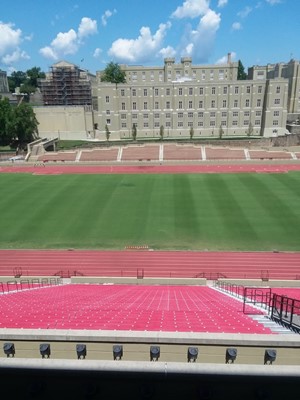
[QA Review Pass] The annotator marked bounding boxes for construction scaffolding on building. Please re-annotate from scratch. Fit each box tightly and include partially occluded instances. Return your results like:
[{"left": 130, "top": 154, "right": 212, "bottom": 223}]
[{"left": 38, "top": 61, "right": 95, "bottom": 106}]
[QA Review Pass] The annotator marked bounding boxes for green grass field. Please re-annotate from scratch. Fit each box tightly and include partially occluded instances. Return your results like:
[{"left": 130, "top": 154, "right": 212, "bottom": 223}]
[{"left": 1, "top": 172, "right": 300, "bottom": 251}]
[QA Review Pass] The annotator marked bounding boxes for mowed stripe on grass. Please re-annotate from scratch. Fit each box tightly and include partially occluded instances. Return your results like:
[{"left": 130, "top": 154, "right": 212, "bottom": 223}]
[{"left": 0, "top": 172, "right": 300, "bottom": 251}]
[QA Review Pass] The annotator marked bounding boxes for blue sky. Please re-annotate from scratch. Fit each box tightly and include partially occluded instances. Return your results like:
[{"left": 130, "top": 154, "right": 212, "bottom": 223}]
[{"left": 0, "top": 0, "right": 299, "bottom": 75}]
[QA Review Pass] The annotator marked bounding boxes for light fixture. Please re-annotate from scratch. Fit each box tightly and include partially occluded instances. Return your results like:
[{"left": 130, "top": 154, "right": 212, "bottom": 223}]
[
  {"left": 264, "top": 349, "right": 277, "bottom": 365},
  {"left": 113, "top": 345, "right": 123, "bottom": 360},
  {"left": 3, "top": 342, "right": 15, "bottom": 358},
  {"left": 76, "top": 344, "right": 87, "bottom": 359},
  {"left": 226, "top": 348, "right": 237, "bottom": 364},
  {"left": 150, "top": 346, "right": 160, "bottom": 361},
  {"left": 187, "top": 347, "right": 198, "bottom": 362},
  {"left": 40, "top": 343, "right": 51, "bottom": 359}
]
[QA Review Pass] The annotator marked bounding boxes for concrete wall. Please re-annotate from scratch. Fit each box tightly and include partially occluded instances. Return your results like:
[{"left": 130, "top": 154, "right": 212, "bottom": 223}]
[
  {"left": 71, "top": 276, "right": 206, "bottom": 285},
  {"left": 218, "top": 279, "right": 300, "bottom": 287}
]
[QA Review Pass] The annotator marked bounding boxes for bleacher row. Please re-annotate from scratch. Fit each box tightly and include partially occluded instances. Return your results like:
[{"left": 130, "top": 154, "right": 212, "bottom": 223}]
[
  {"left": 36, "top": 144, "right": 299, "bottom": 163},
  {"left": 0, "top": 277, "right": 62, "bottom": 294}
]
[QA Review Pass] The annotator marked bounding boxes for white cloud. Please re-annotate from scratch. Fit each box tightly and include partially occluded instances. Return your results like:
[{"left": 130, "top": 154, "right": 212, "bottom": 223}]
[
  {"left": 93, "top": 48, "right": 102, "bottom": 58},
  {"left": 78, "top": 17, "right": 97, "bottom": 39},
  {"left": 172, "top": 0, "right": 210, "bottom": 19},
  {"left": 40, "top": 17, "right": 98, "bottom": 61},
  {"left": 216, "top": 52, "right": 237, "bottom": 64},
  {"left": 217, "top": 0, "right": 228, "bottom": 7},
  {"left": 2, "top": 49, "right": 30, "bottom": 65},
  {"left": 101, "top": 9, "right": 117, "bottom": 26},
  {"left": 237, "top": 6, "right": 252, "bottom": 18},
  {"left": 232, "top": 22, "right": 242, "bottom": 30},
  {"left": 178, "top": 9, "right": 221, "bottom": 62},
  {"left": 266, "top": 0, "right": 281, "bottom": 4},
  {"left": 0, "top": 21, "right": 30, "bottom": 65},
  {"left": 159, "top": 46, "right": 176, "bottom": 59},
  {"left": 108, "top": 22, "right": 171, "bottom": 63}
]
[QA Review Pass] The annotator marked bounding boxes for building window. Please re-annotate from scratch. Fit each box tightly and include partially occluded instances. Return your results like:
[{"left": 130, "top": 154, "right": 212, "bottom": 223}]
[
  {"left": 155, "top": 88, "right": 159, "bottom": 96},
  {"left": 166, "top": 121, "right": 171, "bottom": 127},
  {"left": 258, "top": 86, "right": 262, "bottom": 94},
  {"left": 188, "top": 122, "right": 193, "bottom": 127},
  {"left": 273, "top": 120, "right": 279, "bottom": 126},
  {"left": 276, "top": 86, "right": 281, "bottom": 94},
  {"left": 121, "top": 89, "right": 125, "bottom": 96},
  {"left": 154, "top": 113, "right": 159, "bottom": 119},
  {"left": 144, "top": 102, "right": 148, "bottom": 110},
  {"left": 155, "top": 101, "right": 159, "bottom": 110},
  {"left": 144, "top": 89, "right": 147, "bottom": 96},
  {"left": 245, "top": 99, "right": 250, "bottom": 107},
  {"left": 178, "top": 121, "right": 183, "bottom": 127},
  {"left": 166, "top": 113, "right": 171, "bottom": 119},
  {"left": 105, "top": 96, "right": 110, "bottom": 103},
  {"left": 234, "top": 100, "right": 238, "bottom": 108},
  {"left": 121, "top": 114, "right": 126, "bottom": 119},
  {"left": 166, "top": 101, "right": 170, "bottom": 109},
  {"left": 246, "top": 86, "right": 251, "bottom": 94},
  {"left": 132, "top": 114, "right": 137, "bottom": 119},
  {"left": 121, "top": 102, "right": 126, "bottom": 110},
  {"left": 159, "top": 72, "right": 163, "bottom": 81},
  {"left": 210, "top": 70, "right": 214, "bottom": 80},
  {"left": 154, "top": 122, "right": 159, "bottom": 128},
  {"left": 144, "top": 122, "right": 149, "bottom": 128},
  {"left": 121, "top": 122, "right": 127, "bottom": 128},
  {"left": 210, "top": 111, "right": 216, "bottom": 118},
  {"left": 143, "top": 113, "right": 148, "bottom": 119},
  {"left": 132, "top": 89, "right": 136, "bottom": 96},
  {"left": 179, "top": 88, "right": 183, "bottom": 95},
  {"left": 274, "top": 110, "right": 279, "bottom": 116},
  {"left": 132, "top": 102, "right": 136, "bottom": 110},
  {"left": 178, "top": 112, "right": 183, "bottom": 118},
  {"left": 142, "top": 72, "right": 146, "bottom": 81},
  {"left": 244, "top": 111, "right": 250, "bottom": 117},
  {"left": 244, "top": 120, "right": 249, "bottom": 126},
  {"left": 166, "top": 88, "right": 170, "bottom": 96},
  {"left": 198, "top": 121, "right": 204, "bottom": 127},
  {"left": 233, "top": 111, "right": 238, "bottom": 117},
  {"left": 132, "top": 72, "right": 137, "bottom": 81},
  {"left": 212, "top": 87, "right": 216, "bottom": 95},
  {"left": 106, "top": 110, "right": 110, "bottom": 115},
  {"left": 221, "top": 111, "right": 227, "bottom": 117},
  {"left": 219, "top": 70, "right": 224, "bottom": 80},
  {"left": 188, "top": 101, "right": 193, "bottom": 109},
  {"left": 202, "top": 70, "right": 205, "bottom": 80},
  {"left": 198, "top": 100, "right": 203, "bottom": 108},
  {"left": 188, "top": 112, "right": 193, "bottom": 118},
  {"left": 256, "top": 111, "right": 261, "bottom": 116},
  {"left": 198, "top": 112, "right": 204, "bottom": 118},
  {"left": 221, "top": 120, "right": 227, "bottom": 126},
  {"left": 106, "top": 119, "right": 111, "bottom": 125},
  {"left": 189, "top": 87, "right": 193, "bottom": 95},
  {"left": 232, "top": 120, "right": 238, "bottom": 126},
  {"left": 210, "top": 120, "right": 215, "bottom": 127},
  {"left": 255, "top": 119, "right": 261, "bottom": 125},
  {"left": 178, "top": 101, "right": 183, "bottom": 109},
  {"left": 150, "top": 71, "right": 154, "bottom": 81},
  {"left": 211, "top": 100, "right": 216, "bottom": 108},
  {"left": 199, "top": 87, "right": 204, "bottom": 95},
  {"left": 223, "top": 86, "right": 228, "bottom": 94},
  {"left": 222, "top": 100, "right": 227, "bottom": 108},
  {"left": 234, "top": 86, "right": 239, "bottom": 94},
  {"left": 257, "top": 99, "right": 261, "bottom": 107},
  {"left": 274, "top": 98, "right": 280, "bottom": 105}
]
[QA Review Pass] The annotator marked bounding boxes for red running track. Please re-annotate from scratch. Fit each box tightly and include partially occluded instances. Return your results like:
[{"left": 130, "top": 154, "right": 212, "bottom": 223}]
[{"left": 0, "top": 249, "right": 300, "bottom": 280}]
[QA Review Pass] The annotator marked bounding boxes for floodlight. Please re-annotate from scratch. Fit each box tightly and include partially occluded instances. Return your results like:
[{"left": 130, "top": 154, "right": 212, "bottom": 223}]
[
  {"left": 187, "top": 347, "right": 198, "bottom": 362},
  {"left": 264, "top": 349, "right": 277, "bottom": 365},
  {"left": 3, "top": 342, "right": 15, "bottom": 358},
  {"left": 113, "top": 345, "right": 123, "bottom": 360},
  {"left": 76, "top": 344, "right": 87, "bottom": 359},
  {"left": 150, "top": 346, "right": 160, "bottom": 361},
  {"left": 226, "top": 348, "right": 237, "bottom": 364},
  {"left": 40, "top": 343, "right": 51, "bottom": 358}
]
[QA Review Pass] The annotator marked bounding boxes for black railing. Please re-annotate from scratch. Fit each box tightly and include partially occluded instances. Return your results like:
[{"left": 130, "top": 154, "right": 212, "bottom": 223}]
[{"left": 270, "top": 294, "right": 300, "bottom": 334}]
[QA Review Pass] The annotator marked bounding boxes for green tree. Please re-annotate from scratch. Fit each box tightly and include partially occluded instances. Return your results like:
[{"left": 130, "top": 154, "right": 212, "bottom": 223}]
[
  {"left": 132, "top": 123, "right": 137, "bottom": 141},
  {"left": 10, "top": 103, "right": 39, "bottom": 147},
  {"left": 26, "top": 67, "right": 45, "bottom": 87},
  {"left": 160, "top": 125, "right": 164, "bottom": 141},
  {"left": 105, "top": 124, "right": 111, "bottom": 141},
  {"left": 7, "top": 71, "right": 27, "bottom": 92},
  {"left": 101, "top": 62, "right": 126, "bottom": 84},
  {"left": 0, "top": 97, "right": 14, "bottom": 146},
  {"left": 219, "top": 124, "right": 224, "bottom": 139},
  {"left": 237, "top": 60, "right": 247, "bottom": 80},
  {"left": 190, "top": 126, "right": 194, "bottom": 140}
]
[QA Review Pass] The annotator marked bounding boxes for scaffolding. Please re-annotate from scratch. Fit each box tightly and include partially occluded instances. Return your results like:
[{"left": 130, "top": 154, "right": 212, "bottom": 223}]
[{"left": 39, "top": 62, "right": 93, "bottom": 106}]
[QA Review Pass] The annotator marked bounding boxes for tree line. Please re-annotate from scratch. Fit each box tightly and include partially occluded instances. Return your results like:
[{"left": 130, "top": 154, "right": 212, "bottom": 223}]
[{"left": 0, "top": 97, "right": 39, "bottom": 149}]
